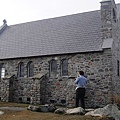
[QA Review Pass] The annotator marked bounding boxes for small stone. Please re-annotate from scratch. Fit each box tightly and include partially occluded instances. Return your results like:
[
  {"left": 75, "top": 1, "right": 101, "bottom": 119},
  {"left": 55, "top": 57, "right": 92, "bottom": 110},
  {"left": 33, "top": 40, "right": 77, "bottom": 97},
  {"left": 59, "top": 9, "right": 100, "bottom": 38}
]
[{"left": 0, "top": 111, "right": 4, "bottom": 115}]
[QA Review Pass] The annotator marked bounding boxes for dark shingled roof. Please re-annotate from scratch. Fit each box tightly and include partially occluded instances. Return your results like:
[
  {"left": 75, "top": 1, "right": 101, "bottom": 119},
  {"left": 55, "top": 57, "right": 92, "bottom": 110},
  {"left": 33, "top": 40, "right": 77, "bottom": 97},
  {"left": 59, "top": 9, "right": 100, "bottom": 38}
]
[{"left": 0, "top": 10, "right": 103, "bottom": 59}]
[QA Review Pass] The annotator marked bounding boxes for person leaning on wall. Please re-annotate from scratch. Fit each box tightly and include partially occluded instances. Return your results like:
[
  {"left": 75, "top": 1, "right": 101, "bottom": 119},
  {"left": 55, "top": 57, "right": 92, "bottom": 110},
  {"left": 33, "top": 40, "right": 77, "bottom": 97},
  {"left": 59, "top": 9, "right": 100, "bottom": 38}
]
[{"left": 74, "top": 70, "right": 87, "bottom": 109}]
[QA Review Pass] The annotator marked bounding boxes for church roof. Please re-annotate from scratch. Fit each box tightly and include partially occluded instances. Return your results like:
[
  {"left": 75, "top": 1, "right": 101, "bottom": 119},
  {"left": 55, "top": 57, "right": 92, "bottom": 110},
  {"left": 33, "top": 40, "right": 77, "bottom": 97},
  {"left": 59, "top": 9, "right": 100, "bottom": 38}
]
[{"left": 0, "top": 10, "right": 103, "bottom": 59}]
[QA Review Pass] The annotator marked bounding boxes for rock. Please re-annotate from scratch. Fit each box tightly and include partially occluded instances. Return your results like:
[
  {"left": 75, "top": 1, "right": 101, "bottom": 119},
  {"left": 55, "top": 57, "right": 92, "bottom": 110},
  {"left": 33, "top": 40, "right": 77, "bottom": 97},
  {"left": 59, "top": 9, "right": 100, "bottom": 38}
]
[
  {"left": 85, "top": 111, "right": 102, "bottom": 117},
  {"left": 27, "top": 105, "right": 33, "bottom": 110},
  {"left": 85, "top": 104, "right": 120, "bottom": 120},
  {"left": 48, "top": 104, "right": 56, "bottom": 112},
  {"left": 66, "top": 107, "right": 85, "bottom": 115},
  {"left": 0, "top": 111, "right": 4, "bottom": 115},
  {"left": 27, "top": 104, "right": 56, "bottom": 112},
  {"left": 27, "top": 105, "right": 41, "bottom": 112},
  {"left": 54, "top": 108, "right": 68, "bottom": 114},
  {"left": 31, "top": 106, "right": 40, "bottom": 112},
  {"left": 40, "top": 104, "right": 56, "bottom": 112},
  {"left": 85, "top": 108, "right": 95, "bottom": 112},
  {"left": 40, "top": 104, "right": 49, "bottom": 112}
]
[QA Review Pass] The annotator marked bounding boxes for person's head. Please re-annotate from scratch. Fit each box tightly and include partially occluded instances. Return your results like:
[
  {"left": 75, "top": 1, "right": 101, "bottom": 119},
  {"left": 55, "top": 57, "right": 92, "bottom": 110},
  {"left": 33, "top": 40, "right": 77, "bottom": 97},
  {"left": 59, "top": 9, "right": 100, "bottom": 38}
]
[{"left": 78, "top": 71, "right": 84, "bottom": 76}]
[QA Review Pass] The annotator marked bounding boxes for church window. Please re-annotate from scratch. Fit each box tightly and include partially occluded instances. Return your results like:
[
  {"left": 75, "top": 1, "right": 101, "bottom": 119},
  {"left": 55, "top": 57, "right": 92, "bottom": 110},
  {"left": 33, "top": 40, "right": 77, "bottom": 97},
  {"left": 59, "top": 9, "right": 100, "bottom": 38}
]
[
  {"left": 27, "top": 61, "right": 34, "bottom": 77},
  {"left": 0, "top": 63, "right": 5, "bottom": 79},
  {"left": 61, "top": 59, "right": 68, "bottom": 76},
  {"left": 50, "top": 59, "right": 57, "bottom": 73},
  {"left": 113, "top": 8, "right": 116, "bottom": 22},
  {"left": 18, "top": 62, "right": 24, "bottom": 77}
]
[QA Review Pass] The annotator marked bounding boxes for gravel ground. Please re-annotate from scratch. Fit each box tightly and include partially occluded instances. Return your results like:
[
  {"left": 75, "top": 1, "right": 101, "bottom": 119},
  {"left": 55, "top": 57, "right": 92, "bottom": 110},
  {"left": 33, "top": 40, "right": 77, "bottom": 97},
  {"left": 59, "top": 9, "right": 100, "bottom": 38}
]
[{"left": 0, "top": 107, "right": 26, "bottom": 111}]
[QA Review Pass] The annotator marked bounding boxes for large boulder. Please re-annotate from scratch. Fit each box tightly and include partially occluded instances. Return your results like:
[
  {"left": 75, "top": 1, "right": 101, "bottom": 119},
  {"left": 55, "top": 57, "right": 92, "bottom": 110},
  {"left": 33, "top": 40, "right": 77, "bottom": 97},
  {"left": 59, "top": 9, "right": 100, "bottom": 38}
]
[
  {"left": 85, "top": 104, "right": 120, "bottom": 120},
  {"left": 66, "top": 107, "right": 85, "bottom": 115},
  {"left": 27, "top": 104, "right": 56, "bottom": 112},
  {"left": 40, "top": 104, "right": 56, "bottom": 112},
  {"left": 48, "top": 104, "right": 56, "bottom": 112},
  {"left": 54, "top": 107, "right": 85, "bottom": 115}
]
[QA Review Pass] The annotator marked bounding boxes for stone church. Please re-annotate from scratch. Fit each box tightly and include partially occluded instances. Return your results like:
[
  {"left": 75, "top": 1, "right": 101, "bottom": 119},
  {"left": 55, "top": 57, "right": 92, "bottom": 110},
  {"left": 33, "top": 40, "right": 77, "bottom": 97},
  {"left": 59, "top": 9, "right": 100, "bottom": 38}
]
[{"left": 0, "top": 0, "right": 120, "bottom": 108}]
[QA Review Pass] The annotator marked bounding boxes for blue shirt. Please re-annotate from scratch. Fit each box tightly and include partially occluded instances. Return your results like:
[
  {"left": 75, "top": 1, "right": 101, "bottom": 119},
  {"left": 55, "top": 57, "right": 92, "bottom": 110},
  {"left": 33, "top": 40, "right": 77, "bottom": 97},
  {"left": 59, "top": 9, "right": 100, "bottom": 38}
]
[{"left": 74, "top": 75, "right": 87, "bottom": 89}]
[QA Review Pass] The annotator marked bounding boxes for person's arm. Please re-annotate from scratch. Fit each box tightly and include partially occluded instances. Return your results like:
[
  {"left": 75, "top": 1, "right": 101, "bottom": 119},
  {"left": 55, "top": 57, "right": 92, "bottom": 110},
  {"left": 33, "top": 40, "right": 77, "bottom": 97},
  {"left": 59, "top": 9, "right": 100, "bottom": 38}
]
[{"left": 74, "top": 77, "right": 79, "bottom": 84}]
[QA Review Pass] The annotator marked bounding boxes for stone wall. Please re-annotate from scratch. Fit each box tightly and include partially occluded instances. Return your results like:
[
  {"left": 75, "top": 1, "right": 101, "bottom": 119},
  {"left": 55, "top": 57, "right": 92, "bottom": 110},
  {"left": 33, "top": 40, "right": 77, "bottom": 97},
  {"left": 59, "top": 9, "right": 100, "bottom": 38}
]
[
  {"left": 13, "top": 78, "right": 41, "bottom": 104},
  {"left": 0, "top": 78, "right": 9, "bottom": 102},
  {"left": 68, "top": 49, "right": 113, "bottom": 108},
  {"left": 100, "top": 0, "right": 120, "bottom": 105},
  {"left": 112, "top": 6, "right": 120, "bottom": 105},
  {"left": 101, "top": 0, "right": 112, "bottom": 39},
  {"left": 0, "top": 49, "right": 113, "bottom": 108}
]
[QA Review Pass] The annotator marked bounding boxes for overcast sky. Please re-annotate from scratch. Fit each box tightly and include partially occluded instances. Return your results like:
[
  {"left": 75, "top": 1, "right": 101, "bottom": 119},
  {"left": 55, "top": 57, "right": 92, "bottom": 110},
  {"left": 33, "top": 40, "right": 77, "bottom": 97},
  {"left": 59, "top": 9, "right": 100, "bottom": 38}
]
[{"left": 0, "top": 0, "right": 119, "bottom": 25}]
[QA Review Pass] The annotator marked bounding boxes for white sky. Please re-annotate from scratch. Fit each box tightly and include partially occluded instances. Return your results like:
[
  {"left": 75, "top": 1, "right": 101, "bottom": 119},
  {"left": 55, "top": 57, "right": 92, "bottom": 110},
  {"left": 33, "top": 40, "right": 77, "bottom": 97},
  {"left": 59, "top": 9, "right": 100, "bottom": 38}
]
[{"left": 0, "top": 0, "right": 120, "bottom": 25}]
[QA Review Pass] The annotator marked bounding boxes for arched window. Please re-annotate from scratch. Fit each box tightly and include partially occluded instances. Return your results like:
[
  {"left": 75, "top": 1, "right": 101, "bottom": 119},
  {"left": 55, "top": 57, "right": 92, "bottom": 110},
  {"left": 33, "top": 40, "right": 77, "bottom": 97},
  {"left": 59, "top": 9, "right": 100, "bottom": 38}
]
[
  {"left": 50, "top": 59, "right": 57, "bottom": 73},
  {"left": 27, "top": 61, "right": 34, "bottom": 77},
  {"left": 117, "top": 60, "right": 119, "bottom": 77},
  {"left": 61, "top": 59, "right": 68, "bottom": 76},
  {"left": 0, "top": 63, "right": 5, "bottom": 79},
  {"left": 113, "top": 8, "right": 116, "bottom": 22},
  {"left": 18, "top": 62, "right": 24, "bottom": 77}
]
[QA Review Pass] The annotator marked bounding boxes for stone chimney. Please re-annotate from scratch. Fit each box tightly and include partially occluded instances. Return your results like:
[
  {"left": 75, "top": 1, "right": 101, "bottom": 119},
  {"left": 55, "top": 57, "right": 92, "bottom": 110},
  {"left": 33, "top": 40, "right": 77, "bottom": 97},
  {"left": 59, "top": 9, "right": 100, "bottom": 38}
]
[
  {"left": 100, "top": 0, "right": 117, "bottom": 39},
  {"left": 3, "top": 19, "right": 7, "bottom": 24},
  {"left": 0, "top": 19, "right": 7, "bottom": 34}
]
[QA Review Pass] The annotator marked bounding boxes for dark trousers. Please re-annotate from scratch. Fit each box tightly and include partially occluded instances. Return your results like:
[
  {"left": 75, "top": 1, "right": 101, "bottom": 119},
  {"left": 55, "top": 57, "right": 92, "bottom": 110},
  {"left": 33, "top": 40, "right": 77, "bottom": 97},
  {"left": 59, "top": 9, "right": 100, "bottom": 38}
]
[{"left": 75, "top": 88, "right": 85, "bottom": 109}]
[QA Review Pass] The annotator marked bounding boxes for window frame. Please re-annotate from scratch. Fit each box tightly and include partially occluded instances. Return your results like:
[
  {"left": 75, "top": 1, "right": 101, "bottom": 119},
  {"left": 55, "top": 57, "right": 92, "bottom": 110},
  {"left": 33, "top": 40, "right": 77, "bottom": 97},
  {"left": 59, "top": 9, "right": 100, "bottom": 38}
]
[
  {"left": 0, "top": 63, "right": 5, "bottom": 79},
  {"left": 61, "top": 59, "right": 68, "bottom": 76},
  {"left": 113, "top": 8, "right": 116, "bottom": 22},
  {"left": 18, "top": 62, "right": 24, "bottom": 78},
  {"left": 27, "top": 61, "right": 34, "bottom": 77},
  {"left": 49, "top": 59, "right": 57, "bottom": 73},
  {"left": 1, "top": 67, "right": 5, "bottom": 78}
]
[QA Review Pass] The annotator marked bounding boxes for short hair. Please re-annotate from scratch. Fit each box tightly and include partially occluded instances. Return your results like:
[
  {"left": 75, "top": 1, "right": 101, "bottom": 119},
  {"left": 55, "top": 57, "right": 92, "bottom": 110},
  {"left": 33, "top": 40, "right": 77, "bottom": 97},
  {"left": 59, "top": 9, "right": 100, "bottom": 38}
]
[{"left": 79, "top": 71, "right": 84, "bottom": 76}]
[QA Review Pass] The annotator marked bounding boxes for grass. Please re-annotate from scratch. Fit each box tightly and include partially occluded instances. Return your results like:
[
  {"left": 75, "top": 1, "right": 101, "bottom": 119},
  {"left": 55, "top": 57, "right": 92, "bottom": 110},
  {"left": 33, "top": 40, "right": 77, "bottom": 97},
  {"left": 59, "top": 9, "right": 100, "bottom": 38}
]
[
  {"left": 0, "top": 102, "right": 114, "bottom": 120},
  {"left": 0, "top": 102, "right": 28, "bottom": 107}
]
